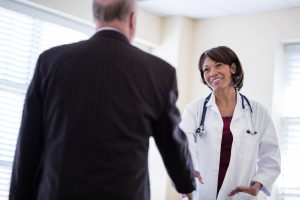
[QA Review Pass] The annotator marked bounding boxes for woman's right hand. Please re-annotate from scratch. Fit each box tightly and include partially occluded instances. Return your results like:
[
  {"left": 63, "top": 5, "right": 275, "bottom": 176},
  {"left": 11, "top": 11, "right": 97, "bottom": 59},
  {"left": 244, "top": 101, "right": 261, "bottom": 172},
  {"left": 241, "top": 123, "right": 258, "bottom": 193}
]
[
  {"left": 228, "top": 182, "right": 263, "bottom": 196},
  {"left": 195, "top": 170, "right": 204, "bottom": 184}
]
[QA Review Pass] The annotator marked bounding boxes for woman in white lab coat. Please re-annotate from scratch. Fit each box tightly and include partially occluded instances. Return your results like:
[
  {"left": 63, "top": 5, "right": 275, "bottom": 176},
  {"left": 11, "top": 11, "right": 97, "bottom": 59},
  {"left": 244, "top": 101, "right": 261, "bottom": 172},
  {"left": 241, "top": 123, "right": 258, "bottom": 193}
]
[{"left": 180, "top": 46, "right": 281, "bottom": 200}]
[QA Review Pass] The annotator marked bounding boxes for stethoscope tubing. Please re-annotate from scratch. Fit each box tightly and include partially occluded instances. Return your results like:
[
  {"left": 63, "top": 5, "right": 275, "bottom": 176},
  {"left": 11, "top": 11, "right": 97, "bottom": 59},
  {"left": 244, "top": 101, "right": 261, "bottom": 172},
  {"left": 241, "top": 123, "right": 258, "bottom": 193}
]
[{"left": 193, "top": 93, "right": 257, "bottom": 143}]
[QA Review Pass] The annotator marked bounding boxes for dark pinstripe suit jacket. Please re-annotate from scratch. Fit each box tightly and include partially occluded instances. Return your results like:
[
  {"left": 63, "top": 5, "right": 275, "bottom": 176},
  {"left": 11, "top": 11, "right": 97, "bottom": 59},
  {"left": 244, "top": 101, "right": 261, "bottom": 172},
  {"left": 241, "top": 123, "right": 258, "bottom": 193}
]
[{"left": 9, "top": 30, "right": 195, "bottom": 200}]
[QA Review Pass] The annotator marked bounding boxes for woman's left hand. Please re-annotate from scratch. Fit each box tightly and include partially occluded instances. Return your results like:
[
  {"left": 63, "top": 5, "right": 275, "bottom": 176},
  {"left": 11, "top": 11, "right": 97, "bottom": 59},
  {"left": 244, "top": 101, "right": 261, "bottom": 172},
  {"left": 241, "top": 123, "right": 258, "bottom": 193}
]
[{"left": 228, "top": 182, "right": 263, "bottom": 196}]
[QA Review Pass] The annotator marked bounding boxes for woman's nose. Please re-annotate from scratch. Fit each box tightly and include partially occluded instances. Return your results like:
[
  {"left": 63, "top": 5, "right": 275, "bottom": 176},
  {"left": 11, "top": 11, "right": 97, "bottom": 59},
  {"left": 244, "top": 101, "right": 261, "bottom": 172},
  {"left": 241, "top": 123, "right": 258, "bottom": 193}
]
[{"left": 209, "top": 68, "right": 217, "bottom": 77}]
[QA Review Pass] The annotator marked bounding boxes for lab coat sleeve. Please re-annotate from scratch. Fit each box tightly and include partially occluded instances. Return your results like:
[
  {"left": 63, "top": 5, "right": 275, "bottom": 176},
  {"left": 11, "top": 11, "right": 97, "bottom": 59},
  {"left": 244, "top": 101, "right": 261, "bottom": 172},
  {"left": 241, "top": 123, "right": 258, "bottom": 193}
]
[
  {"left": 180, "top": 102, "right": 199, "bottom": 171},
  {"left": 252, "top": 106, "right": 281, "bottom": 196}
]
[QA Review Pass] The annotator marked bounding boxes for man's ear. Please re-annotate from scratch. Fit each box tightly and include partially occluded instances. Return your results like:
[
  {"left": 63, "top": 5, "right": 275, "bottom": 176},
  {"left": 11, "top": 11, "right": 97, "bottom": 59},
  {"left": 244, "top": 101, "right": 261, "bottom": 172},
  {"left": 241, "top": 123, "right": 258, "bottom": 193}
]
[{"left": 129, "top": 11, "right": 136, "bottom": 40}]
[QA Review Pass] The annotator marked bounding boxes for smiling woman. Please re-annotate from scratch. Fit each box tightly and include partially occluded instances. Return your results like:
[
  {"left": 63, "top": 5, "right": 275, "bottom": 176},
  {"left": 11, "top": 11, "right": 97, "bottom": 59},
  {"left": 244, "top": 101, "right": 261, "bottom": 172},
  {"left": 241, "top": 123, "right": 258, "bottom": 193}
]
[
  {"left": 0, "top": 2, "right": 92, "bottom": 199},
  {"left": 180, "top": 46, "right": 281, "bottom": 200}
]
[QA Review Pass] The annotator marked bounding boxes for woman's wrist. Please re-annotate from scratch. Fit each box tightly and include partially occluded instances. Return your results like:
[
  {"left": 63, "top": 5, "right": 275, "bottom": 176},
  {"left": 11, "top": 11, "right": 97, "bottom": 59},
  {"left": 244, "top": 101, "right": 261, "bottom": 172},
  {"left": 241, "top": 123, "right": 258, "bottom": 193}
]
[{"left": 251, "top": 181, "right": 263, "bottom": 194}]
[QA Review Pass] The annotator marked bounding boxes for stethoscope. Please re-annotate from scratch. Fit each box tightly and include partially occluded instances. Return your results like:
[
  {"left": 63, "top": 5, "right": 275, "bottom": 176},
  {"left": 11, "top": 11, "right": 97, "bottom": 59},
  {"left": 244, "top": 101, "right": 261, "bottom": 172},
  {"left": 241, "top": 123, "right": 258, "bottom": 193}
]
[{"left": 193, "top": 93, "right": 257, "bottom": 143}]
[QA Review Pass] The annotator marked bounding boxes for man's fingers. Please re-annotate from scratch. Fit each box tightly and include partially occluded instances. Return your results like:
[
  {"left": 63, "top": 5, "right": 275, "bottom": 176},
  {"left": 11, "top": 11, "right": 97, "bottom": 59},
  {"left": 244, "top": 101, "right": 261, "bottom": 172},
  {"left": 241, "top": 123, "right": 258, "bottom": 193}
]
[
  {"left": 197, "top": 175, "right": 204, "bottom": 184},
  {"left": 194, "top": 170, "right": 204, "bottom": 184}
]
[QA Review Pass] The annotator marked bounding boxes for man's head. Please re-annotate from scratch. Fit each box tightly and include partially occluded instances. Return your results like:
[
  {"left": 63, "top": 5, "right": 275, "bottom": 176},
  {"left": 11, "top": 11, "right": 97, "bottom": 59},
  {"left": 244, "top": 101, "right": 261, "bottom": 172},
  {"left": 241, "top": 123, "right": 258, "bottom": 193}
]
[{"left": 93, "top": 0, "right": 136, "bottom": 41}]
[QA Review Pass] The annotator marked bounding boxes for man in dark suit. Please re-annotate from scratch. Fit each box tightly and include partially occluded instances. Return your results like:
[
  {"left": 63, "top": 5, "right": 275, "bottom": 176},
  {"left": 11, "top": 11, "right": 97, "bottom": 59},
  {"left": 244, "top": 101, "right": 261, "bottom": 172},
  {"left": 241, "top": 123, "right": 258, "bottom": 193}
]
[{"left": 9, "top": 0, "right": 195, "bottom": 199}]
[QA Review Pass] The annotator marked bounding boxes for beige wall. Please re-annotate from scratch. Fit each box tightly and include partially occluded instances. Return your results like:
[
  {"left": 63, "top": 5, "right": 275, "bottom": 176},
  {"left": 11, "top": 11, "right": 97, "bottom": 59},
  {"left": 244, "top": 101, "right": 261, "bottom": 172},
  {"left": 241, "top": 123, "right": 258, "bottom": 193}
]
[
  {"left": 28, "top": 0, "right": 94, "bottom": 22},
  {"left": 28, "top": 0, "right": 162, "bottom": 46},
  {"left": 152, "top": 17, "right": 196, "bottom": 110},
  {"left": 192, "top": 8, "right": 300, "bottom": 112},
  {"left": 135, "top": 9, "right": 161, "bottom": 47}
]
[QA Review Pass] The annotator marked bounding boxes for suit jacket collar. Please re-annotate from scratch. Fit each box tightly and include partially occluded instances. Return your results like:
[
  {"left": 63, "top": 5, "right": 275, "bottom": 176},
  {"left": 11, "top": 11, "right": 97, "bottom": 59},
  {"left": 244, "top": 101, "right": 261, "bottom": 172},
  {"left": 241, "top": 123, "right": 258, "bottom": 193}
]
[{"left": 90, "top": 30, "right": 130, "bottom": 45}]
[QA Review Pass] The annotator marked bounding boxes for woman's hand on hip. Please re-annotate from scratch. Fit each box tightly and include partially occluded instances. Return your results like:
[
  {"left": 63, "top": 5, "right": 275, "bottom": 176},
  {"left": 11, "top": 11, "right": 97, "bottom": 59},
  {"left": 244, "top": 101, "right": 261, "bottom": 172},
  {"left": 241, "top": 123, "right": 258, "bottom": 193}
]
[{"left": 228, "top": 182, "right": 263, "bottom": 196}]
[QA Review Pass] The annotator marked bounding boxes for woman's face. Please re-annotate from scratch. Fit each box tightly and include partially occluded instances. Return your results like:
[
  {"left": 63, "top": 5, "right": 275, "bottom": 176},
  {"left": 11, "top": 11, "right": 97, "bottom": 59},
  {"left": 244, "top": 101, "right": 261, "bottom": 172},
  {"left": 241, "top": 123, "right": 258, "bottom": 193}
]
[{"left": 202, "top": 57, "right": 235, "bottom": 91}]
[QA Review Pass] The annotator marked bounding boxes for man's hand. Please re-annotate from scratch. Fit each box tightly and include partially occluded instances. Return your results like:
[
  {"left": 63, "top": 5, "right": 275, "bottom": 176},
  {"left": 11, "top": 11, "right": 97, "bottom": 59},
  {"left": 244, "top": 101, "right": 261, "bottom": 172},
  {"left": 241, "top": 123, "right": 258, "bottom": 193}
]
[
  {"left": 195, "top": 170, "right": 204, "bottom": 184},
  {"left": 181, "top": 170, "right": 203, "bottom": 199},
  {"left": 228, "top": 182, "right": 263, "bottom": 196},
  {"left": 181, "top": 192, "right": 193, "bottom": 200}
]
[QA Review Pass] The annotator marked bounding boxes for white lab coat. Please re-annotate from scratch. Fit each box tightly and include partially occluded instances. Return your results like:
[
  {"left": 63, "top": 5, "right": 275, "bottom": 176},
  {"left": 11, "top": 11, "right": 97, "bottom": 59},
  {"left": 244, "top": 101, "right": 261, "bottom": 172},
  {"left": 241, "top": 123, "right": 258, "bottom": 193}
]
[{"left": 180, "top": 92, "right": 281, "bottom": 200}]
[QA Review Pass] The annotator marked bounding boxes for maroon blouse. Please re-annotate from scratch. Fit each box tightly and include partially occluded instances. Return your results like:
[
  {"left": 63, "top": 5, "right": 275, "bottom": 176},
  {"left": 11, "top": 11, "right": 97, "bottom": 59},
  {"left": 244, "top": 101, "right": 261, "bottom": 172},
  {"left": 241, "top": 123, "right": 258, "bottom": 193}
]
[{"left": 217, "top": 117, "right": 233, "bottom": 195}]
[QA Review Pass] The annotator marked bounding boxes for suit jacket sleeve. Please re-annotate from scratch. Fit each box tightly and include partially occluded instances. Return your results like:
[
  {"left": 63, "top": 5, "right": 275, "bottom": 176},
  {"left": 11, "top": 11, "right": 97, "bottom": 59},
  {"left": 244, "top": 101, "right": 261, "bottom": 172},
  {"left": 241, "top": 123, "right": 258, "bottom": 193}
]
[
  {"left": 9, "top": 54, "right": 44, "bottom": 200},
  {"left": 152, "top": 69, "right": 196, "bottom": 194}
]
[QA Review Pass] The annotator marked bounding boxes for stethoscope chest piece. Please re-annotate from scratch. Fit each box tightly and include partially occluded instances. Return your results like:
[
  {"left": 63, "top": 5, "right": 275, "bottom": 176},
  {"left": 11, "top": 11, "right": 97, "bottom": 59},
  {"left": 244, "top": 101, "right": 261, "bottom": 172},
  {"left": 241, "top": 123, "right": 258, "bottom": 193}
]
[
  {"left": 194, "top": 126, "right": 206, "bottom": 143},
  {"left": 196, "top": 126, "right": 206, "bottom": 135},
  {"left": 246, "top": 129, "right": 257, "bottom": 135}
]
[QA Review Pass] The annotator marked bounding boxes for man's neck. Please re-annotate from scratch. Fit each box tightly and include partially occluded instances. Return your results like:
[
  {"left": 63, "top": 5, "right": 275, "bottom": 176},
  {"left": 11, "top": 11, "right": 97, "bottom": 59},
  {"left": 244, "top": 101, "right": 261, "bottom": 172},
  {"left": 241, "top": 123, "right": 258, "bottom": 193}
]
[
  {"left": 96, "top": 27, "right": 120, "bottom": 33},
  {"left": 95, "top": 20, "right": 130, "bottom": 40}
]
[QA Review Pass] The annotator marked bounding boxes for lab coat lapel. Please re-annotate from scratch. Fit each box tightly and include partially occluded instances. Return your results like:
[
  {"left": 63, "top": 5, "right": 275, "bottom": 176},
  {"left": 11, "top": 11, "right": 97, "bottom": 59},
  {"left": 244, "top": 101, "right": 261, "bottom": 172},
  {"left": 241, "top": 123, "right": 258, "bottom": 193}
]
[
  {"left": 205, "top": 93, "right": 223, "bottom": 133},
  {"left": 232, "top": 93, "right": 245, "bottom": 122},
  {"left": 230, "top": 93, "right": 246, "bottom": 145},
  {"left": 206, "top": 92, "right": 220, "bottom": 114}
]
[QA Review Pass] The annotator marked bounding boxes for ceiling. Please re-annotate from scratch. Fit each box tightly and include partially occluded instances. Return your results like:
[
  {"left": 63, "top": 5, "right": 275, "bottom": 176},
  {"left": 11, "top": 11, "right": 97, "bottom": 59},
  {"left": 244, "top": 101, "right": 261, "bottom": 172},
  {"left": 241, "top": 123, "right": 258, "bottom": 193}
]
[{"left": 138, "top": 0, "right": 300, "bottom": 19}]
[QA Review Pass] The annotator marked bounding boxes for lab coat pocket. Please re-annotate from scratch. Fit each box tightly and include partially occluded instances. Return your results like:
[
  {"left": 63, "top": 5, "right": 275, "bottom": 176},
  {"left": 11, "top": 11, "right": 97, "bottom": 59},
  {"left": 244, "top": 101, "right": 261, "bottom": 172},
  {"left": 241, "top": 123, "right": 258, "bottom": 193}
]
[
  {"left": 232, "top": 192, "right": 258, "bottom": 200},
  {"left": 239, "top": 131, "right": 260, "bottom": 159}
]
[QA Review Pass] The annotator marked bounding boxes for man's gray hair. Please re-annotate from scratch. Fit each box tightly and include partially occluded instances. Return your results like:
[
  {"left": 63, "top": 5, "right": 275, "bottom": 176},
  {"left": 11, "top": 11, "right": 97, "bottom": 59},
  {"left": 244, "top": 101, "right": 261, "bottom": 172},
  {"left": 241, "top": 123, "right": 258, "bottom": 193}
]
[{"left": 93, "top": 0, "right": 135, "bottom": 22}]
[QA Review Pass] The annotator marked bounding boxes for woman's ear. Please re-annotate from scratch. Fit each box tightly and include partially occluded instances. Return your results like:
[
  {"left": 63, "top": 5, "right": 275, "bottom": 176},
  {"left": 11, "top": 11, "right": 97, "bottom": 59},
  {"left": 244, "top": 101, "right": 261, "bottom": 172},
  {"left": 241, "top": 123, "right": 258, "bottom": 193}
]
[{"left": 230, "top": 63, "right": 237, "bottom": 74}]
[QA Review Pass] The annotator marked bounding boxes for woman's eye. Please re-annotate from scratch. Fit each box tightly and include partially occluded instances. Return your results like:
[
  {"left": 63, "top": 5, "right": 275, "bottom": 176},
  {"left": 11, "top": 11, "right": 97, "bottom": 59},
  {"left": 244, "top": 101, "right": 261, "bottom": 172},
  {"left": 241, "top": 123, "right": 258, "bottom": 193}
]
[
  {"left": 203, "top": 68, "right": 209, "bottom": 72},
  {"left": 216, "top": 63, "right": 222, "bottom": 67}
]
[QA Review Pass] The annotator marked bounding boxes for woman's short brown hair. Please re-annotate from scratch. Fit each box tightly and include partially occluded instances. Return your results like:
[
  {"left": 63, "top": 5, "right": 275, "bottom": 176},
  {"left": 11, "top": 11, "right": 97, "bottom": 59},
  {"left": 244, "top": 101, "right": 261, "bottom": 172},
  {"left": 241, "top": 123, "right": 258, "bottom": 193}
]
[{"left": 198, "top": 46, "right": 244, "bottom": 90}]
